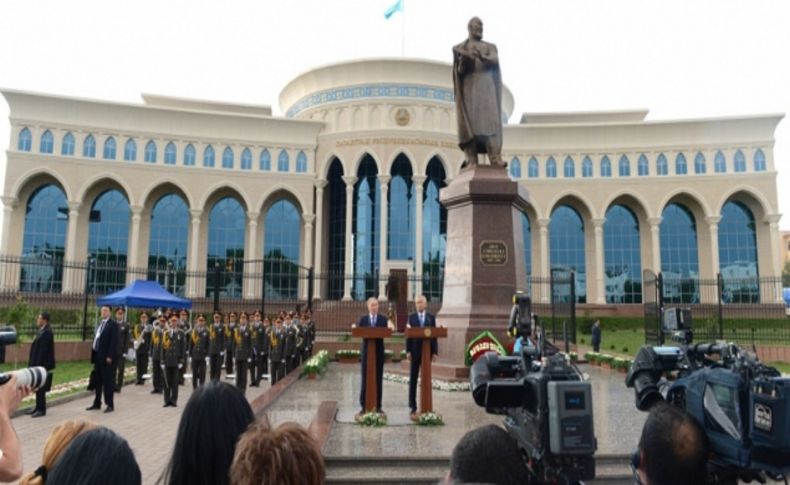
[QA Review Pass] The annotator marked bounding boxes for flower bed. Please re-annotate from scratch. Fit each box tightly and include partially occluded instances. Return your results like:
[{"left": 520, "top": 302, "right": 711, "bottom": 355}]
[
  {"left": 335, "top": 349, "right": 360, "bottom": 363},
  {"left": 302, "top": 350, "right": 330, "bottom": 379}
]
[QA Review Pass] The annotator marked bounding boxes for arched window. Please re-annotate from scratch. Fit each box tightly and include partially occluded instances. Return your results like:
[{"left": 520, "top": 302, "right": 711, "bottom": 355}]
[
  {"left": 353, "top": 155, "right": 380, "bottom": 299},
  {"left": 604, "top": 205, "right": 642, "bottom": 303},
  {"left": 675, "top": 153, "right": 688, "bottom": 175},
  {"left": 423, "top": 157, "right": 448, "bottom": 301},
  {"left": 203, "top": 145, "right": 215, "bottom": 167},
  {"left": 528, "top": 157, "right": 539, "bottom": 178},
  {"left": 148, "top": 194, "right": 189, "bottom": 294},
  {"left": 61, "top": 132, "right": 75, "bottom": 156},
  {"left": 754, "top": 149, "right": 766, "bottom": 172},
  {"left": 694, "top": 152, "right": 706, "bottom": 174},
  {"left": 546, "top": 157, "right": 557, "bottom": 178},
  {"left": 184, "top": 144, "right": 196, "bottom": 166},
  {"left": 103, "top": 137, "right": 116, "bottom": 160},
  {"left": 124, "top": 139, "right": 136, "bottom": 161},
  {"left": 656, "top": 153, "right": 668, "bottom": 175},
  {"left": 734, "top": 149, "right": 746, "bottom": 172},
  {"left": 327, "top": 158, "right": 346, "bottom": 300},
  {"left": 83, "top": 135, "right": 96, "bottom": 158},
  {"left": 582, "top": 156, "right": 593, "bottom": 178},
  {"left": 714, "top": 151, "right": 726, "bottom": 173},
  {"left": 296, "top": 151, "right": 308, "bottom": 173},
  {"left": 278, "top": 150, "right": 290, "bottom": 172},
  {"left": 564, "top": 156, "right": 575, "bottom": 178},
  {"left": 21, "top": 184, "right": 68, "bottom": 292},
  {"left": 550, "top": 205, "right": 586, "bottom": 303},
  {"left": 164, "top": 142, "right": 177, "bottom": 165},
  {"left": 600, "top": 156, "right": 612, "bottom": 177},
  {"left": 222, "top": 147, "right": 234, "bottom": 169},
  {"left": 660, "top": 203, "right": 699, "bottom": 303},
  {"left": 637, "top": 154, "right": 649, "bottom": 176},
  {"left": 40, "top": 130, "right": 54, "bottom": 154},
  {"left": 88, "top": 189, "right": 130, "bottom": 293},
  {"left": 144, "top": 140, "right": 157, "bottom": 163},
  {"left": 618, "top": 155, "right": 630, "bottom": 177},
  {"left": 206, "top": 197, "right": 245, "bottom": 298},
  {"left": 509, "top": 157, "right": 522, "bottom": 179},
  {"left": 264, "top": 199, "right": 302, "bottom": 299},
  {"left": 719, "top": 201, "right": 759, "bottom": 302},
  {"left": 240, "top": 148, "right": 252, "bottom": 170},
  {"left": 388, "top": 154, "right": 415, "bottom": 261},
  {"left": 260, "top": 149, "right": 271, "bottom": 171},
  {"left": 18, "top": 127, "right": 32, "bottom": 151}
]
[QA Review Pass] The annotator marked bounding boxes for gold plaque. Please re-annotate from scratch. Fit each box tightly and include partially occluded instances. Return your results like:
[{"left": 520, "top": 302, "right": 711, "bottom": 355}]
[
  {"left": 424, "top": 328, "right": 432, "bottom": 338},
  {"left": 480, "top": 240, "right": 508, "bottom": 265},
  {"left": 395, "top": 108, "right": 411, "bottom": 126}
]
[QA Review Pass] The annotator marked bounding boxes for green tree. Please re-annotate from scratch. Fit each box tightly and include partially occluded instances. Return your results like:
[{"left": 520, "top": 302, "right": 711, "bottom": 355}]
[{"left": 783, "top": 261, "right": 790, "bottom": 288}]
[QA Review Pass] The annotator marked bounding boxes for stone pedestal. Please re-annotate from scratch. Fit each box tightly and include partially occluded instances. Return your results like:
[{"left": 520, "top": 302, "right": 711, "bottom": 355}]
[{"left": 435, "top": 165, "right": 528, "bottom": 378}]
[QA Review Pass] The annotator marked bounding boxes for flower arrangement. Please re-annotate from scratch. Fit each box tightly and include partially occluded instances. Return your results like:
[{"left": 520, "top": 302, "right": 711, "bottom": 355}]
[
  {"left": 303, "top": 350, "right": 330, "bottom": 379},
  {"left": 384, "top": 349, "right": 394, "bottom": 361},
  {"left": 335, "top": 349, "right": 361, "bottom": 362},
  {"left": 569, "top": 351, "right": 578, "bottom": 363},
  {"left": 356, "top": 411, "right": 387, "bottom": 427},
  {"left": 415, "top": 411, "right": 444, "bottom": 426}
]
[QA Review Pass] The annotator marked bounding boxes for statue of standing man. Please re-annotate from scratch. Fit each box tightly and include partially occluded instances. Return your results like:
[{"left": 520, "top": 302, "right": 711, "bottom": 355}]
[{"left": 453, "top": 17, "right": 504, "bottom": 167}]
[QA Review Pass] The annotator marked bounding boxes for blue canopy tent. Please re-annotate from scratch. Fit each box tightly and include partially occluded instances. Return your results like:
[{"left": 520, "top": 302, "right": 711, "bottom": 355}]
[
  {"left": 784, "top": 288, "right": 790, "bottom": 308},
  {"left": 96, "top": 280, "right": 192, "bottom": 309}
]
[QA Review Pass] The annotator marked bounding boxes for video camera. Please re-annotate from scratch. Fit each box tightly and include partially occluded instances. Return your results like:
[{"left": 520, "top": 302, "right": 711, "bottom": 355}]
[
  {"left": 626, "top": 307, "right": 790, "bottom": 483},
  {"left": 0, "top": 327, "right": 48, "bottom": 389},
  {"left": 472, "top": 293, "right": 597, "bottom": 484}
]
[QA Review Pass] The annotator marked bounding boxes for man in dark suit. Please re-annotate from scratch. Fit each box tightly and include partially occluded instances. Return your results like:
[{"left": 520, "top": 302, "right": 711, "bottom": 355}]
[
  {"left": 87, "top": 305, "right": 118, "bottom": 413},
  {"left": 406, "top": 295, "right": 438, "bottom": 418},
  {"left": 27, "top": 312, "right": 55, "bottom": 417},
  {"left": 114, "top": 307, "right": 130, "bottom": 393},
  {"left": 356, "top": 297, "right": 392, "bottom": 415}
]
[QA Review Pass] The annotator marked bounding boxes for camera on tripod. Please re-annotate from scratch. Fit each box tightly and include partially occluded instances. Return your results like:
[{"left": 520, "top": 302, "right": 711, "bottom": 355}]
[
  {"left": 471, "top": 293, "right": 597, "bottom": 484},
  {"left": 626, "top": 307, "right": 790, "bottom": 483}
]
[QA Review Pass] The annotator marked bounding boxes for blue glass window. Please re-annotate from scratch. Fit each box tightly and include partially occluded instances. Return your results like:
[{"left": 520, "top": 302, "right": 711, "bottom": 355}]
[
  {"left": 549, "top": 205, "right": 586, "bottom": 303},
  {"left": 582, "top": 156, "right": 593, "bottom": 178},
  {"left": 714, "top": 151, "right": 726, "bottom": 173},
  {"left": 754, "top": 149, "right": 766, "bottom": 172},
  {"left": 718, "top": 201, "right": 759, "bottom": 303},
  {"left": 183, "top": 144, "right": 196, "bottom": 166},
  {"left": 206, "top": 197, "right": 245, "bottom": 298},
  {"left": 618, "top": 155, "right": 630, "bottom": 177},
  {"left": 164, "top": 142, "right": 177, "bottom": 165},
  {"left": 40, "top": 130, "right": 54, "bottom": 154},
  {"left": 694, "top": 152, "right": 706, "bottom": 174},
  {"left": 388, "top": 155, "right": 415, "bottom": 261},
  {"left": 604, "top": 205, "right": 642, "bottom": 303},
  {"left": 656, "top": 153, "right": 668, "bottom": 175},
  {"left": 260, "top": 149, "right": 271, "bottom": 171},
  {"left": 353, "top": 155, "right": 380, "bottom": 299},
  {"left": 103, "top": 137, "right": 116, "bottom": 160},
  {"left": 509, "top": 157, "right": 522, "bottom": 179},
  {"left": 521, "top": 212, "right": 532, "bottom": 277},
  {"left": 600, "top": 156, "right": 612, "bottom": 177},
  {"left": 83, "top": 135, "right": 96, "bottom": 158},
  {"left": 148, "top": 194, "right": 188, "bottom": 294},
  {"left": 564, "top": 156, "right": 575, "bottom": 178},
  {"left": 528, "top": 157, "right": 539, "bottom": 178},
  {"left": 61, "top": 132, "right": 75, "bottom": 156},
  {"left": 203, "top": 145, "right": 215, "bottom": 167},
  {"left": 124, "top": 139, "right": 136, "bottom": 161},
  {"left": 21, "top": 184, "right": 68, "bottom": 292},
  {"left": 222, "top": 147, "right": 234, "bottom": 169},
  {"left": 278, "top": 150, "right": 290, "bottom": 172},
  {"left": 638, "top": 154, "right": 649, "bottom": 176},
  {"left": 675, "top": 153, "right": 688, "bottom": 175},
  {"left": 241, "top": 148, "right": 252, "bottom": 170},
  {"left": 734, "top": 149, "right": 746, "bottom": 172},
  {"left": 327, "top": 158, "right": 346, "bottom": 300},
  {"left": 18, "top": 127, "right": 32, "bottom": 151},
  {"left": 660, "top": 203, "right": 699, "bottom": 303},
  {"left": 296, "top": 151, "right": 308, "bottom": 173},
  {"left": 88, "top": 189, "right": 130, "bottom": 294},
  {"left": 144, "top": 140, "right": 157, "bottom": 163},
  {"left": 264, "top": 199, "right": 301, "bottom": 299},
  {"left": 546, "top": 157, "right": 557, "bottom": 178},
  {"left": 423, "top": 158, "right": 447, "bottom": 301}
]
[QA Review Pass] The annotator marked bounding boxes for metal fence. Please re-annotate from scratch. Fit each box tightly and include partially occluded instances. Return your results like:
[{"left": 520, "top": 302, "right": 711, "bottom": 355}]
[{"left": 547, "top": 269, "right": 576, "bottom": 351}]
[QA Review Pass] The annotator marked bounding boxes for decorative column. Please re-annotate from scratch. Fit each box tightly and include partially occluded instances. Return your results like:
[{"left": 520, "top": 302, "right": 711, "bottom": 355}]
[
  {"left": 126, "top": 205, "right": 143, "bottom": 284},
  {"left": 62, "top": 201, "right": 82, "bottom": 293},
  {"left": 765, "top": 214, "right": 783, "bottom": 302},
  {"left": 313, "top": 179, "right": 327, "bottom": 299},
  {"left": 538, "top": 218, "right": 550, "bottom": 303},
  {"left": 592, "top": 218, "right": 606, "bottom": 305},
  {"left": 341, "top": 176, "right": 357, "bottom": 300},
  {"left": 412, "top": 175, "right": 426, "bottom": 298},
  {"left": 187, "top": 209, "right": 203, "bottom": 298},
  {"left": 244, "top": 211, "right": 259, "bottom": 299},
  {"left": 302, "top": 213, "right": 316, "bottom": 300},
  {"left": 648, "top": 217, "right": 662, "bottom": 273},
  {"left": 705, "top": 215, "right": 721, "bottom": 276},
  {"left": 378, "top": 174, "right": 391, "bottom": 299},
  {"left": 0, "top": 197, "right": 18, "bottom": 291}
]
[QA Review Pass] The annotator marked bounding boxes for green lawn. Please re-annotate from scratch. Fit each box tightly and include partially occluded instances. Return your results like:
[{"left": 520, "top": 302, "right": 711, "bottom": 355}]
[
  {"left": 768, "top": 362, "right": 790, "bottom": 374},
  {"left": 578, "top": 328, "right": 646, "bottom": 358},
  {"left": 0, "top": 360, "right": 93, "bottom": 384}
]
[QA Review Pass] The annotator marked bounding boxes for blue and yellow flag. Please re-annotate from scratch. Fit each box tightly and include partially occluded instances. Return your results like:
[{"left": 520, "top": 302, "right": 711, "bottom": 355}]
[{"left": 384, "top": 0, "right": 404, "bottom": 19}]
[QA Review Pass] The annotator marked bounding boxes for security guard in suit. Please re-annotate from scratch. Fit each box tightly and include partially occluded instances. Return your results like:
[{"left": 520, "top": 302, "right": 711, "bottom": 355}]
[
  {"left": 269, "top": 318, "right": 286, "bottom": 384},
  {"left": 234, "top": 312, "right": 253, "bottom": 393},
  {"left": 114, "top": 307, "right": 131, "bottom": 393},
  {"left": 208, "top": 311, "right": 225, "bottom": 381},
  {"left": 161, "top": 315, "right": 185, "bottom": 407},
  {"left": 132, "top": 312, "right": 153, "bottom": 385},
  {"left": 150, "top": 315, "right": 166, "bottom": 394},
  {"left": 190, "top": 314, "right": 210, "bottom": 389}
]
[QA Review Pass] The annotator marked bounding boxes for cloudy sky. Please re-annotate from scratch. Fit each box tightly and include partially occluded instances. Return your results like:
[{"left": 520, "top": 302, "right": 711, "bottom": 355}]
[{"left": 1, "top": 0, "right": 789, "bottom": 225}]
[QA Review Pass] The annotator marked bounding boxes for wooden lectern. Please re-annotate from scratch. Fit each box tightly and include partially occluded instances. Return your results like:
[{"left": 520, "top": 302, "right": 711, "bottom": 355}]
[
  {"left": 405, "top": 326, "right": 448, "bottom": 414},
  {"left": 351, "top": 327, "right": 392, "bottom": 412}
]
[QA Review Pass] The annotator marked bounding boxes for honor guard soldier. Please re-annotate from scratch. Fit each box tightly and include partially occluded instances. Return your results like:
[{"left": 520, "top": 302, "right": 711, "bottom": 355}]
[
  {"left": 224, "top": 312, "right": 237, "bottom": 376},
  {"left": 177, "top": 310, "right": 190, "bottom": 385},
  {"left": 269, "top": 318, "right": 286, "bottom": 384},
  {"left": 150, "top": 314, "right": 166, "bottom": 394},
  {"left": 114, "top": 308, "right": 131, "bottom": 393},
  {"left": 283, "top": 315, "right": 297, "bottom": 374},
  {"left": 303, "top": 311, "right": 316, "bottom": 361},
  {"left": 161, "top": 315, "right": 185, "bottom": 407},
  {"left": 190, "top": 314, "right": 209, "bottom": 389},
  {"left": 294, "top": 318, "right": 306, "bottom": 368},
  {"left": 254, "top": 316, "right": 270, "bottom": 384},
  {"left": 133, "top": 312, "right": 153, "bottom": 385},
  {"left": 208, "top": 311, "right": 225, "bottom": 381},
  {"left": 234, "top": 313, "right": 253, "bottom": 393},
  {"left": 250, "top": 311, "right": 263, "bottom": 387}
]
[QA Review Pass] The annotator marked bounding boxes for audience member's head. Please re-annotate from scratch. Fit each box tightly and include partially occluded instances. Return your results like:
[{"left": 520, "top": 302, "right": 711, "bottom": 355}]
[
  {"left": 47, "top": 426, "right": 141, "bottom": 485},
  {"left": 230, "top": 422, "right": 325, "bottom": 485},
  {"left": 20, "top": 420, "right": 97, "bottom": 485},
  {"left": 448, "top": 425, "right": 529, "bottom": 485},
  {"left": 635, "top": 403, "right": 708, "bottom": 485},
  {"left": 161, "top": 381, "right": 257, "bottom": 485}
]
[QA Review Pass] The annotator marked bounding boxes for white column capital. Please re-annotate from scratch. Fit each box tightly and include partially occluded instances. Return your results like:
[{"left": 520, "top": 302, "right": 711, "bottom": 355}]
[
  {"left": 378, "top": 174, "right": 392, "bottom": 185},
  {"left": 314, "top": 178, "right": 329, "bottom": 190},
  {"left": 190, "top": 209, "right": 203, "bottom": 220},
  {"left": 764, "top": 213, "right": 782, "bottom": 225},
  {"left": 342, "top": 176, "right": 358, "bottom": 188},
  {"left": 68, "top": 201, "right": 82, "bottom": 213},
  {"left": 412, "top": 174, "right": 427, "bottom": 185},
  {"left": 130, "top": 205, "right": 144, "bottom": 217},
  {"left": 704, "top": 215, "right": 721, "bottom": 226},
  {"left": 647, "top": 217, "right": 663, "bottom": 228},
  {"left": 1, "top": 196, "right": 18, "bottom": 210},
  {"left": 247, "top": 211, "right": 260, "bottom": 223},
  {"left": 302, "top": 213, "right": 316, "bottom": 225},
  {"left": 537, "top": 218, "right": 551, "bottom": 229},
  {"left": 591, "top": 218, "right": 606, "bottom": 230}
]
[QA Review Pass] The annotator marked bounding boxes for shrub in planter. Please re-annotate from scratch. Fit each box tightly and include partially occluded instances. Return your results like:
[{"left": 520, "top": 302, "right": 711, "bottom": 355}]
[
  {"left": 303, "top": 350, "right": 330, "bottom": 379},
  {"left": 569, "top": 351, "right": 578, "bottom": 363},
  {"left": 335, "top": 349, "right": 361, "bottom": 363}
]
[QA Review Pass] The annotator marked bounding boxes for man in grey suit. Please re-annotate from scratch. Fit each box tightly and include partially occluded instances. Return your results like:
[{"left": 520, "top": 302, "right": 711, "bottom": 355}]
[{"left": 406, "top": 295, "right": 438, "bottom": 418}]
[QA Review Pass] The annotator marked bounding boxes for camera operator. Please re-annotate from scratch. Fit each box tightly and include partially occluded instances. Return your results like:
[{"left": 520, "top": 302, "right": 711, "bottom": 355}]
[
  {"left": 445, "top": 424, "right": 530, "bottom": 485},
  {"left": 0, "top": 375, "right": 32, "bottom": 481},
  {"left": 632, "top": 402, "right": 708, "bottom": 485}
]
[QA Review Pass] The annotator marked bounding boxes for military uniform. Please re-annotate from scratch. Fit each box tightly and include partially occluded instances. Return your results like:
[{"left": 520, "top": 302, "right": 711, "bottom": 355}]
[
  {"left": 178, "top": 318, "right": 190, "bottom": 385},
  {"left": 190, "top": 326, "right": 209, "bottom": 388},
  {"left": 150, "top": 325, "right": 164, "bottom": 393},
  {"left": 160, "top": 327, "right": 185, "bottom": 406},
  {"left": 283, "top": 324, "right": 297, "bottom": 374},
  {"left": 250, "top": 323, "right": 262, "bottom": 387},
  {"left": 254, "top": 323, "right": 269, "bottom": 384},
  {"left": 294, "top": 322, "right": 306, "bottom": 368},
  {"left": 303, "top": 319, "right": 316, "bottom": 360},
  {"left": 208, "top": 322, "right": 225, "bottom": 381},
  {"left": 234, "top": 325, "right": 253, "bottom": 392},
  {"left": 224, "top": 323, "right": 236, "bottom": 376},
  {"left": 115, "top": 319, "right": 131, "bottom": 392},
  {"left": 269, "top": 326, "right": 286, "bottom": 384},
  {"left": 132, "top": 322, "right": 152, "bottom": 385}
]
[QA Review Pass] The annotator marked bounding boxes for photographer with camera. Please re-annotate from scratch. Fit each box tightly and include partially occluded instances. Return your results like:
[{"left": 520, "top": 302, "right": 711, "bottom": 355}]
[
  {"left": 0, "top": 375, "right": 32, "bottom": 481},
  {"left": 26, "top": 313, "right": 54, "bottom": 418}
]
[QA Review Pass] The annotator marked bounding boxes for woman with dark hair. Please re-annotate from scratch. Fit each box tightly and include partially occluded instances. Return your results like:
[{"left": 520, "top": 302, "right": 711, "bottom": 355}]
[
  {"left": 47, "top": 426, "right": 141, "bottom": 485},
  {"left": 160, "top": 381, "right": 259, "bottom": 485}
]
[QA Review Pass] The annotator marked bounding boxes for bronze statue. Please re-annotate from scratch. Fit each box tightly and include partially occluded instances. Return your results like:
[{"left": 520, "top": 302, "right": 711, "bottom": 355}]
[{"left": 452, "top": 17, "right": 504, "bottom": 167}]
